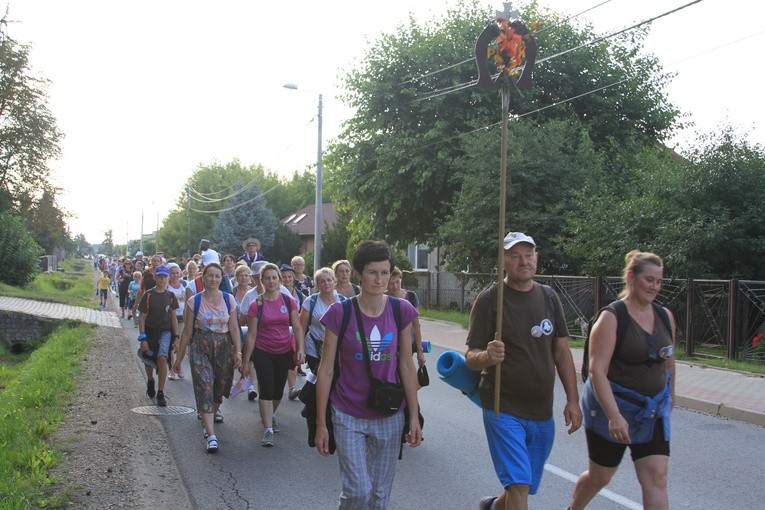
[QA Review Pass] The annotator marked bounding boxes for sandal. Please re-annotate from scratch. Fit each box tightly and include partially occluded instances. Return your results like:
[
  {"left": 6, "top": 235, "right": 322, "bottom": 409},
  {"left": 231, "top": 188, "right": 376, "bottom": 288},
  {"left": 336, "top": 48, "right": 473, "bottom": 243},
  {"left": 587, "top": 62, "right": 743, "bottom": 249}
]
[
  {"left": 214, "top": 410, "right": 224, "bottom": 423},
  {"left": 206, "top": 435, "right": 218, "bottom": 453}
]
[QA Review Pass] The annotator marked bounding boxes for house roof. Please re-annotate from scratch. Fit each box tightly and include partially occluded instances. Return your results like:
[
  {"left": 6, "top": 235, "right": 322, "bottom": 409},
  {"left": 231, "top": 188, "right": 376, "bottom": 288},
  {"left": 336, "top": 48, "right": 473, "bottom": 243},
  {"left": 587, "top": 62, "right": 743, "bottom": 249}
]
[{"left": 281, "top": 202, "right": 336, "bottom": 236}]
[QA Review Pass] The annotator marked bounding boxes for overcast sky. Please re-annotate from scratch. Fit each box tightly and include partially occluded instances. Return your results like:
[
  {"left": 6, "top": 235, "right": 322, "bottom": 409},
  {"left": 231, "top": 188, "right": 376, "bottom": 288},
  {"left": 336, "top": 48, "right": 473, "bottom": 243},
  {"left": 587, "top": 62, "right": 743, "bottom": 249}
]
[{"left": 8, "top": 0, "right": 765, "bottom": 248}]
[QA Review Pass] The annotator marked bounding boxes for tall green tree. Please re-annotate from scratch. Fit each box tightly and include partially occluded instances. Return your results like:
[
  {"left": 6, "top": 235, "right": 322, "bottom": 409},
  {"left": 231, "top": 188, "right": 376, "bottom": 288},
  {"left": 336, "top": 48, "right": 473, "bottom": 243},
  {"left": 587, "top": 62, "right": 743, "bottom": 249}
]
[
  {"left": 0, "top": 211, "right": 41, "bottom": 285},
  {"left": 26, "top": 188, "right": 69, "bottom": 253},
  {"left": 212, "top": 180, "right": 278, "bottom": 257},
  {"left": 325, "top": 0, "right": 679, "bottom": 251},
  {"left": 101, "top": 230, "right": 114, "bottom": 256},
  {"left": 566, "top": 127, "right": 765, "bottom": 279},
  {"left": 0, "top": 19, "right": 63, "bottom": 207}
]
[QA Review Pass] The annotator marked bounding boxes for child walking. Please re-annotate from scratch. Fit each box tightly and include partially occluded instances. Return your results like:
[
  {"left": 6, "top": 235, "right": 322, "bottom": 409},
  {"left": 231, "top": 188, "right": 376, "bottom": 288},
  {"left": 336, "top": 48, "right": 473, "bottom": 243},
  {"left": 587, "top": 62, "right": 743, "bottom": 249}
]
[{"left": 97, "top": 270, "right": 110, "bottom": 307}]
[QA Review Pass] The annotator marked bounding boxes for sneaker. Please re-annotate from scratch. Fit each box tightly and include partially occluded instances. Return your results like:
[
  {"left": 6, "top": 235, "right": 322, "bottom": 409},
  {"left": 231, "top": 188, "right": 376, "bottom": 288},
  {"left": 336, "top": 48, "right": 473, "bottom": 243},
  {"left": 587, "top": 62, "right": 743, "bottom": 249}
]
[
  {"left": 206, "top": 435, "right": 219, "bottom": 453},
  {"left": 156, "top": 391, "right": 167, "bottom": 407},
  {"left": 176, "top": 369, "right": 185, "bottom": 380},
  {"left": 127, "top": 314, "right": 132, "bottom": 320},
  {"left": 214, "top": 410, "right": 224, "bottom": 423},
  {"left": 261, "top": 429, "right": 274, "bottom": 447},
  {"left": 272, "top": 417, "right": 279, "bottom": 433},
  {"left": 479, "top": 496, "right": 498, "bottom": 510},
  {"left": 146, "top": 379, "right": 156, "bottom": 399},
  {"left": 248, "top": 386, "right": 258, "bottom": 401},
  {"left": 297, "top": 365, "right": 306, "bottom": 376},
  {"left": 288, "top": 386, "right": 301, "bottom": 401},
  {"left": 168, "top": 371, "right": 179, "bottom": 381}
]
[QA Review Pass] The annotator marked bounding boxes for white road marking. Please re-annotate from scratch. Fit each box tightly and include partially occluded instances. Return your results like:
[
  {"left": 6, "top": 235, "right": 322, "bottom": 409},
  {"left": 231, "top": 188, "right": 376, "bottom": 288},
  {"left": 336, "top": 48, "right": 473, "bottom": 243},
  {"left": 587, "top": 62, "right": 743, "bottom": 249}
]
[{"left": 545, "top": 463, "right": 643, "bottom": 510}]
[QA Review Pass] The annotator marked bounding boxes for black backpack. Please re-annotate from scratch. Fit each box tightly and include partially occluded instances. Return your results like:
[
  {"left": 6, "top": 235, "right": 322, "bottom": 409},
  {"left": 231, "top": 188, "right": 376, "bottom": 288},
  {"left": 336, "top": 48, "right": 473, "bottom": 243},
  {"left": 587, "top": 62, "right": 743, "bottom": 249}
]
[{"left": 581, "top": 300, "right": 671, "bottom": 382}]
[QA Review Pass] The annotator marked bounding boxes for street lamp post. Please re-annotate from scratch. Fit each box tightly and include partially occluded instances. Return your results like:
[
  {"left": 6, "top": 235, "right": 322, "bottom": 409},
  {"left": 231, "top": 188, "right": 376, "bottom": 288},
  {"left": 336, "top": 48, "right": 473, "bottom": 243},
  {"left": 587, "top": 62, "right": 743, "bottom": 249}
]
[{"left": 284, "top": 83, "right": 323, "bottom": 274}]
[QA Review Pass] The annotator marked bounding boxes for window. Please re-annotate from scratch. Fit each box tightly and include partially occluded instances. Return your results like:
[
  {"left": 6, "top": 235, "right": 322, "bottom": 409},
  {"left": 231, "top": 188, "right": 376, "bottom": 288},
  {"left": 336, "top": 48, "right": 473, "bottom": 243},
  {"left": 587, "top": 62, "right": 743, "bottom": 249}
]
[
  {"left": 407, "top": 243, "right": 429, "bottom": 270},
  {"left": 283, "top": 214, "right": 296, "bottom": 224},
  {"left": 292, "top": 213, "right": 308, "bottom": 224}
]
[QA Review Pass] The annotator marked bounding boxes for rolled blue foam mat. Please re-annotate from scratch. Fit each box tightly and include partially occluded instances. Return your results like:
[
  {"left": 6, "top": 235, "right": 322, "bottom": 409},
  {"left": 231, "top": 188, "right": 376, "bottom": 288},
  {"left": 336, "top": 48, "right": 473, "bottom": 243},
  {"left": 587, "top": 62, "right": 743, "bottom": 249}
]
[{"left": 436, "top": 350, "right": 481, "bottom": 407}]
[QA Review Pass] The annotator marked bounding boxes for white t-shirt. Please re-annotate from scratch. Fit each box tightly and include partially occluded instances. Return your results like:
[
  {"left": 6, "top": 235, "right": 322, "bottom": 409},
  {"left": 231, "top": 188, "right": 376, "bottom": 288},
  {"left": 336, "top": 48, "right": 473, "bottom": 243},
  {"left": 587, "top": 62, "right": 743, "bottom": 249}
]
[
  {"left": 167, "top": 281, "right": 187, "bottom": 318},
  {"left": 302, "top": 292, "right": 344, "bottom": 358}
]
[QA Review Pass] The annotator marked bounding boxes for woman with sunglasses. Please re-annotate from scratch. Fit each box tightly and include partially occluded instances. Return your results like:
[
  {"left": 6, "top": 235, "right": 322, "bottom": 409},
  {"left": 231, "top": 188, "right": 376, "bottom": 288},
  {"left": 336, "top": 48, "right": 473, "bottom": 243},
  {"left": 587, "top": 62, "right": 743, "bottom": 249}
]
[{"left": 569, "top": 250, "right": 676, "bottom": 510}]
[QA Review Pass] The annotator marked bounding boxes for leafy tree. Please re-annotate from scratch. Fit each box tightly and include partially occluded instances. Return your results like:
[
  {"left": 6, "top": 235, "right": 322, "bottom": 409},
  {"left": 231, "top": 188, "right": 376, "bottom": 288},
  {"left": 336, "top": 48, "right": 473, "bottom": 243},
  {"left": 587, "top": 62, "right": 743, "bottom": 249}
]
[
  {"left": 321, "top": 209, "right": 353, "bottom": 266},
  {"left": 212, "top": 180, "right": 277, "bottom": 257},
  {"left": 270, "top": 223, "right": 303, "bottom": 266},
  {"left": 101, "top": 230, "right": 114, "bottom": 256},
  {"left": 0, "top": 211, "right": 41, "bottom": 286},
  {"left": 0, "top": 20, "right": 63, "bottom": 207},
  {"left": 566, "top": 127, "right": 765, "bottom": 279},
  {"left": 73, "top": 233, "right": 91, "bottom": 258},
  {"left": 325, "top": 0, "right": 679, "bottom": 252},
  {"left": 25, "top": 188, "right": 69, "bottom": 253},
  {"left": 437, "top": 117, "right": 601, "bottom": 274}
]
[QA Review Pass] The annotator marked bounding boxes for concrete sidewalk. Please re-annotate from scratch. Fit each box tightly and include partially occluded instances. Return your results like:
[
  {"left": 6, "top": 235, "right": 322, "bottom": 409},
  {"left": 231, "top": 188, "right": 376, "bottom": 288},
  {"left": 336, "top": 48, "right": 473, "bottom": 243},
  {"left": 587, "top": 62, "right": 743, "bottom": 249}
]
[
  {"left": 0, "top": 296, "right": 122, "bottom": 328},
  {"left": 421, "top": 317, "right": 765, "bottom": 427}
]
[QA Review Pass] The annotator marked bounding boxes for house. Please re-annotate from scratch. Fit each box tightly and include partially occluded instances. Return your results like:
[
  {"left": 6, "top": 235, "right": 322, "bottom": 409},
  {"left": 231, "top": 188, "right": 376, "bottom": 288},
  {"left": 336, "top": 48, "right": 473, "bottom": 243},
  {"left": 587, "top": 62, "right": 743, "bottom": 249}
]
[{"left": 281, "top": 202, "right": 337, "bottom": 254}]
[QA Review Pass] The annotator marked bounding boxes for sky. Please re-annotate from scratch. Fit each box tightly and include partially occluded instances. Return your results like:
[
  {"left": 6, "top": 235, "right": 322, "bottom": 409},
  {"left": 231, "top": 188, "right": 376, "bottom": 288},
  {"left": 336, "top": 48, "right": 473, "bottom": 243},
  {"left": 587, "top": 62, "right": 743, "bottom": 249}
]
[{"left": 7, "top": 0, "right": 765, "bottom": 248}]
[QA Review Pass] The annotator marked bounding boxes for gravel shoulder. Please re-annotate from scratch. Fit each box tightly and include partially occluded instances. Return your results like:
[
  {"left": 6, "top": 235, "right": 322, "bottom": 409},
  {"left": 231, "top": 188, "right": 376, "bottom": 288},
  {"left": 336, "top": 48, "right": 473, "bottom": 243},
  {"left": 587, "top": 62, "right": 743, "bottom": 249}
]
[{"left": 49, "top": 312, "right": 193, "bottom": 508}]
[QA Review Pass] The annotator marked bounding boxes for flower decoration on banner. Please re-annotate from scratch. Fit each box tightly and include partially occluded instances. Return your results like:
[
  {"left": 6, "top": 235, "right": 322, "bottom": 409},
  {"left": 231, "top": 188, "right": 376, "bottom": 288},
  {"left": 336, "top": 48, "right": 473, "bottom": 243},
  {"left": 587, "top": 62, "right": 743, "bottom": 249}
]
[
  {"left": 753, "top": 333, "right": 765, "bottom": 348},
  {"left": 474, "top": 2, "right": 538, "bottom": 91},
  {"left": 489, "top": 19, "right": 527, "bottom": 77}
]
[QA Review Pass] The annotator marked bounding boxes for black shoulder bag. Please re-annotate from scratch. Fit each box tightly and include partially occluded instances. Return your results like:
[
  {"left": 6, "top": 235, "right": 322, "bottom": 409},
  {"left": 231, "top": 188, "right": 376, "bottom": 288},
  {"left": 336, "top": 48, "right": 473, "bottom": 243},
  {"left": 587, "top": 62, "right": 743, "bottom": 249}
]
[{"left": 352, "top": 297, "right": 405, "bottom": 414}]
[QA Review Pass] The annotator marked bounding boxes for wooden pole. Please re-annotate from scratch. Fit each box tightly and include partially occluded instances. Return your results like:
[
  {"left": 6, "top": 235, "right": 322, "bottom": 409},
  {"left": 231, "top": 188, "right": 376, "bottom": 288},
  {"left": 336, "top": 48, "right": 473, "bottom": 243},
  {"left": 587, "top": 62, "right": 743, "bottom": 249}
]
[{"left": 494, "top": 87, "right": 511, "bottom": 417}]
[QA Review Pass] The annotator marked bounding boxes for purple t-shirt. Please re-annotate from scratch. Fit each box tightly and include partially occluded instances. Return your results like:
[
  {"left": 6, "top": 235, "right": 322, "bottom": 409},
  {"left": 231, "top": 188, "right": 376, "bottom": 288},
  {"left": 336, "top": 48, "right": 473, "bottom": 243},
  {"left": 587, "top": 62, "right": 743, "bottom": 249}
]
[
  {"left": 246, "top": 295, "right": 297, "bottom": 355},
  {"left": 321, "top": 296, "right": 418, "bottom": 419}
]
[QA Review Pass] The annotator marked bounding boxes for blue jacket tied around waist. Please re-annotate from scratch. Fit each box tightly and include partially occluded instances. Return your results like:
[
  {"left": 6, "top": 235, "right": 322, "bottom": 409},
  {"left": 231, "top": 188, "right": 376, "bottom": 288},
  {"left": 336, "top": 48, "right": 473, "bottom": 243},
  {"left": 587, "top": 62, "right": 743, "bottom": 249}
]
[{"left": 581, "top": 372, "right": 672, "bottom": 444}]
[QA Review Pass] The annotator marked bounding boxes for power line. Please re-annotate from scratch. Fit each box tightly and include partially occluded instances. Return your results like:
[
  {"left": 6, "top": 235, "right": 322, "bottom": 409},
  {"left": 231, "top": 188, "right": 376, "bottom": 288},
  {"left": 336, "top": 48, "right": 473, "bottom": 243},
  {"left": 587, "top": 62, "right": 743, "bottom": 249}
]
[
  {"left": 189, "top": 184, "right": 279, "bottom": 214},
  {"left": 188, "top": 179, "right": 260, "bottom": 204}
]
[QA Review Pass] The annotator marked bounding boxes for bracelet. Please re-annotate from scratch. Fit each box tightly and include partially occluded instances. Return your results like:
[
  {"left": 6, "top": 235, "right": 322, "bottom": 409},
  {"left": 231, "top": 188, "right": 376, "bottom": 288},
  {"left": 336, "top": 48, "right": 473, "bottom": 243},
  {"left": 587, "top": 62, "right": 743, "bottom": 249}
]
[{"left": 235, "top": 352, "right": 242, "bottom": 357}]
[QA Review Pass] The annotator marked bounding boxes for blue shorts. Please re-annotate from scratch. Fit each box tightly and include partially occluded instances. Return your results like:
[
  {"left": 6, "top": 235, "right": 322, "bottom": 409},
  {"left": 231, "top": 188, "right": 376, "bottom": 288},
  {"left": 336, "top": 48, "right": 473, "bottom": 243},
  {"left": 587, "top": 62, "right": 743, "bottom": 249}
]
[{"left": 482, "top": 409, "right": 555, "bottom": 495}]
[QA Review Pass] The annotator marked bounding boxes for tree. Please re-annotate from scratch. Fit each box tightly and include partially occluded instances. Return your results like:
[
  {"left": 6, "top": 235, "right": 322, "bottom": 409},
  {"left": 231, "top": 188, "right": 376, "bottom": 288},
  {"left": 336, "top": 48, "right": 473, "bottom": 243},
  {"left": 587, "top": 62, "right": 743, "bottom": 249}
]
[
  {"left": 25, "top": 188, "right": 69, "bottom": 253},
  {"left": 212, "top": 180, "right": 277, "bottom": 257},
  {"left": 0, "top": 19, "right": 63, "bottom": 208},
  {"left": 0, "top": 211, "right": 41, "bottom": 286},
  {"left": 73, "top": 233, "right": 91, "bottom": 258},
  {"left": 270, "top": 223, "right": 303, "bottom": 266},
  {"left": 566, "top": 126, "right": 765, "bottom": 279},
  {"left": 325, "top": 0, "right": 679, "bottom": 250},
  {"left": 321, "top": 209, "right": 353, "bottom": 266},
  {"left": 101, "top": 230, "right": 114, "bottom": 256}
]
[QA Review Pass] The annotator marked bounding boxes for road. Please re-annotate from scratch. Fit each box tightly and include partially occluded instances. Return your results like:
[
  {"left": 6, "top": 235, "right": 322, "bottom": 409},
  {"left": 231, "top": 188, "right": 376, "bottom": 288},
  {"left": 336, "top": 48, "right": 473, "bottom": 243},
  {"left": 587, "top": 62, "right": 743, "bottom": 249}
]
[{"left": 136, "top": 335, "right": 765, "bottom": 510}]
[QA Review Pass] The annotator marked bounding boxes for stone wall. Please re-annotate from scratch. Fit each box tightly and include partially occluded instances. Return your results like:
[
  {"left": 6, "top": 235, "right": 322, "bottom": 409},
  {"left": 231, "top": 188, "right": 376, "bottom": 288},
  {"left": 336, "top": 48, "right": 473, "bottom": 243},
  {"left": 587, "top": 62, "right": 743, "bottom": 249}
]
[{"left": 0, "top": 310, "right": 62, "bottom": 349}]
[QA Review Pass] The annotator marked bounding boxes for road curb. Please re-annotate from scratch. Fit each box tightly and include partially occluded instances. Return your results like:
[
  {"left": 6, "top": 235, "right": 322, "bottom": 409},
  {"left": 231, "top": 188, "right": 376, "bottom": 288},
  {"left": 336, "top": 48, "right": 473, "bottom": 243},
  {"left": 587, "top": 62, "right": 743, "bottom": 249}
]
[{"left": 675, "top": 395, "right": 765, "bottom": 427}]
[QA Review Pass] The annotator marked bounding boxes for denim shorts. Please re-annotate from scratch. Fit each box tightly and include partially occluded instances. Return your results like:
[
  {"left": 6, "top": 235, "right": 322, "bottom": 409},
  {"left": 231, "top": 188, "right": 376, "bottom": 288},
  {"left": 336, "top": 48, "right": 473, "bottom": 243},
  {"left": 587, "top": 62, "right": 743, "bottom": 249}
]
[{"left": 156, "top": 330, "right": 173, "bottom": 358}]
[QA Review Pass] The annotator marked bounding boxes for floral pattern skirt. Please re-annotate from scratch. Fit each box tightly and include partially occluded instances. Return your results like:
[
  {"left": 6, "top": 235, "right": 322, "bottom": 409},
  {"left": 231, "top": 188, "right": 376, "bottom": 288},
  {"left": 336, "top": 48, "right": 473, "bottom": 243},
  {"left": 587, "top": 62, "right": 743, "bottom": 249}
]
[{"left": 189, "top": 330, "right": 235, "bottom": 413}]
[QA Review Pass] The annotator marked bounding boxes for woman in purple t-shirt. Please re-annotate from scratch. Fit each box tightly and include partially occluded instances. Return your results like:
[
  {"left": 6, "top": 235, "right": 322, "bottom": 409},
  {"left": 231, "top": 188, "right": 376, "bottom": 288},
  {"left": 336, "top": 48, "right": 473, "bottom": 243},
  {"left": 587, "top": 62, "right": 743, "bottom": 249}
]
[
  {"left": 241, "top": 263, "right": 305, "bottom": 447},
  {"left": 314, "top": 240, "right": 422, "bottom": 509}
]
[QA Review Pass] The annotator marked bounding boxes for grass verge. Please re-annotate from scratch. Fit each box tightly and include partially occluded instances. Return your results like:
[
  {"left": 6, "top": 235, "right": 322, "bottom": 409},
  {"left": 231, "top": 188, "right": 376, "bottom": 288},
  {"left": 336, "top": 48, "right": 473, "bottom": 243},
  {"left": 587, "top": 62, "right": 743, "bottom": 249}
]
[
  {"left": 0, "top": 323, "right": 94, "bottom": 509},
  {"left": 0, "top": 259, "right": 97, "bottom": 309}
]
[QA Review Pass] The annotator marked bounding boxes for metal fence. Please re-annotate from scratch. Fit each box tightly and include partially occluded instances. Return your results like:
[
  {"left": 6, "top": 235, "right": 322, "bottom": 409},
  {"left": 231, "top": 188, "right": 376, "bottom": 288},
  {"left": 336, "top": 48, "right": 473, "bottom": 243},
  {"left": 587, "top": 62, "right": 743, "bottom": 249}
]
[{"left": 411, "top": 271, "right": 765, "bottom": 362}]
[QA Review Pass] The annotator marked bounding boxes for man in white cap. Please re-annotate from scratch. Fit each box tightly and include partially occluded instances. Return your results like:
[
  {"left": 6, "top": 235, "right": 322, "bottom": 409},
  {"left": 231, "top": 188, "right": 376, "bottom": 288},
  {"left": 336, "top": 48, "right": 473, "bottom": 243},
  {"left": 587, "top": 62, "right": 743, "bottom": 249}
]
[
  {"left": 239, "top": 237, "right": 265, "bottom": 267},
  {"left": 465, "top": 232, "right": 582, "bottom": 510}
]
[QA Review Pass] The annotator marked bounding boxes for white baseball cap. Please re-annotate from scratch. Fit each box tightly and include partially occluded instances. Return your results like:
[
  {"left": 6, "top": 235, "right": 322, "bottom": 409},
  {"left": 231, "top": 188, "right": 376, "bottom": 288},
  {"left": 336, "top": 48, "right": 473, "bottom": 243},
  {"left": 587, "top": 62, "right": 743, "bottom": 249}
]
[{"left": 503, "top": 232, "right": 535, "bottom": 250}]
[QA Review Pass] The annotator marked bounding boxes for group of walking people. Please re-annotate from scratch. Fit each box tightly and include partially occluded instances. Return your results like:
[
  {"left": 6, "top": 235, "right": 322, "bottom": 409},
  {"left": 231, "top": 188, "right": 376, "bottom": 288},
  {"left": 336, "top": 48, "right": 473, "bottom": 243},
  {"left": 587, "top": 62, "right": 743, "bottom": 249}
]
[{"left": 105, "top": 229, "right": 674, "bottom": 510}]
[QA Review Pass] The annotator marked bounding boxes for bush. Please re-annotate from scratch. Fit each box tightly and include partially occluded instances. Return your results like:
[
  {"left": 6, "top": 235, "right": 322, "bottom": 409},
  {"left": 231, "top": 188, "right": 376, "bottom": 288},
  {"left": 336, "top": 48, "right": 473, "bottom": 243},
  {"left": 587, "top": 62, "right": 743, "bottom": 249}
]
[{"left": 0, "top": 212, "right": 42, "bottom": 286}]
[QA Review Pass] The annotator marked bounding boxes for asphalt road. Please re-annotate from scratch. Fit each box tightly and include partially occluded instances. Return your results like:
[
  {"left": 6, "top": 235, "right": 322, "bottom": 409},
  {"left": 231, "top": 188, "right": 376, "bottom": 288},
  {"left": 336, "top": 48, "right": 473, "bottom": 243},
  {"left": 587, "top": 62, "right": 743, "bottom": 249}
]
[{"left": 145, "top": 343, "right": 765, "bottom": 509}]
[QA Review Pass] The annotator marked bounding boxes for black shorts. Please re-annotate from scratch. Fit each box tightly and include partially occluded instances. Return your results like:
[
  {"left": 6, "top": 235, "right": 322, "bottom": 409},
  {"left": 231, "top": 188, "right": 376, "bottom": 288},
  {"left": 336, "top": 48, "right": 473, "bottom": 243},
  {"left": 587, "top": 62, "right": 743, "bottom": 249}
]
[{"left": 585, "top": 419, "right": 670, "bottom": 468}]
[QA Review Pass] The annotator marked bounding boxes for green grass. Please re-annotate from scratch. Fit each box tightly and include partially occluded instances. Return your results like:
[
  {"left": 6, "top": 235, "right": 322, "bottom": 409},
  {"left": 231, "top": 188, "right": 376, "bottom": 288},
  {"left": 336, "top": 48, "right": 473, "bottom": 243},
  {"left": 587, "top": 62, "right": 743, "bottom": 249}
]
[
  {"left": 419, "top": 308, "right": 470, "bottom": 329},
  {"left": 0, "top": 258, "right": 98, "bottom": 308},
  {"left": 0, "top": 323, "right": 94, "bottom": 509}
]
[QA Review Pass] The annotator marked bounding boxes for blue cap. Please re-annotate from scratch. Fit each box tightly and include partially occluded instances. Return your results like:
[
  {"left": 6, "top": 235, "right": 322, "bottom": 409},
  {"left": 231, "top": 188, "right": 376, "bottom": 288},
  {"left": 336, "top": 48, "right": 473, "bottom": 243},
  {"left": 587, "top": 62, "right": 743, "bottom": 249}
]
[
  {"left": 154, "top": 265, "right": 169, "bottom": 276},
  {"left": 279, "top": 263, "right": 295, "bottom": 273}
]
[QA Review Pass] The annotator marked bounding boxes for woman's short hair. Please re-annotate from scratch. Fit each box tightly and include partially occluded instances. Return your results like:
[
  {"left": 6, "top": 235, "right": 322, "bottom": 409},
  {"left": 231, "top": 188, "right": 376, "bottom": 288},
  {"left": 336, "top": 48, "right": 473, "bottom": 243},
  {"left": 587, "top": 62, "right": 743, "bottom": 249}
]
[
  {"left": 314, "top": 267, "right": 336, "bottom": 282},
  {"left": 222, "top": 253, "right": 236, "bottom": 264},
  {"left": 260, "top": 262, "right": 281, "bottom": 281},
  {"left": 352, "top": 240, "right": 394, "bottom": 273},
  {"left": 390, "top": 267, "right": 403, "bottom": 279},
  {"left": 185, "top": 260, "right": 197, "bottom": 272},
  {"left": 619, "top": 249, "right": 663, "bottom": 298},
  {"left": 291, "top": 256, "right": 305, "bottom": 266},
  {"left": 235, "top": 264, "right": 251, "bottom": 278}
]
